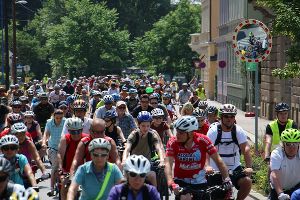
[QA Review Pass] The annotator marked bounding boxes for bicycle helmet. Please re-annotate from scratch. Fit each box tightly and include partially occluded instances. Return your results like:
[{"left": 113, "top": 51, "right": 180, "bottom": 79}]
[
  {"left": 0, "top": 135, "right": 19, "bottom": 146},
  {"left": 111, "top": 93, "right": 120, "bottom": 102},
  {"left": 10, "top": 100, "right": 22, "bottom": 107},
  {"left": 19, "top": 96, "right": 29, "bottom": 102},
  {"left": 103, "top": 95, "right": 114, "bottom": 104},
  {"left": 275, "top": 102, "right": 290, "bottom": 112},
  {"left": 192, "top": 108, "right": 206, "bottom": 118},
  {"left": 7, "top": 113, "right": 23, "bottom": 125},
  {"left": 101, "top": 91, "right": 109, "bottom": 97},
  {"left": 0, "top": 97, "right": 8, "bottom": 105},
  {"left": 124, "top": 155, "right": 151, "bottom": 174},
  {"left": 66, "top": 117, "right": 83, "bottom": 130},
  {"left": 174, "top": 116, "right": 198, "bottom": 132},
  {"left": 149, "top": 93, "right": 160, "bottom": 100},
  {"left": 66, "top": 95, "right": 76, "bottom": 104},
  {"left": 92, "top": 90, "right": 101, "bottom": 97},
  {"left": 104, "top": 110, "right": 117, "bottom": 119},
  {"left": 162, "top": 93, "right": 171, "bottom": 99},
  {"left": 137, "top": 111, "right": 152, "bottom": 122},
  {"left": 151, "top": 108, "right": 164, "bottom": 117},
  {"left": 198, "top": 100, "right": 208, "bottom": 108},
  {"left": 39, "top": 92, "right": 48, "bottom": 99},
  {"left": 145, "top": 87, "right": 154, "bottom": 94},
  {"left": 88, "top": 138, "right": 111, "bottom": 152},
  {"left": 281, "top": 129, "right": 300, "bottom": 143},
  {"left": 220, "top": 104, "right": 237, "bottom": 115},
  {"left": 27, "top": 90, "right": 34, "bottom": 96},
  {"left": 122, "top": 86, "right": 128, "bottom": 91},
  {"left": 11, "top": 122, "right": 27, "bottom": 134},
  {"left": 129, "top": 88, "right": 137, "bottom": 94},
  {"left": 0, "top": 157, "right": 12, "bottom": 174},
  {"left": 24, "top": 111, "right": 35, "bottom": 117},
  {"left": 73, "top": 99, "right": 87, "bottom": 110},
  {"left": 207, "top": 106, "right": 218, "bottom": 114},
  {"left": 10, "top": 187, "right": 39, "bottom": 200}
]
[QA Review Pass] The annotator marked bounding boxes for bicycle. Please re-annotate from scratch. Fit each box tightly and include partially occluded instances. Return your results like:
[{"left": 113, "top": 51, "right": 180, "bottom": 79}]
[{"left": 152, "top": 158, "right": 169, "bottom": 200}]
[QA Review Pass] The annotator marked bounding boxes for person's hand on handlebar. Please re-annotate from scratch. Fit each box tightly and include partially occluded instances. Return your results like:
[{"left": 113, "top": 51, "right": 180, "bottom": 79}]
[
  {"left": 168, "top": 181, "right": 180, "bottom": 195},
  {"left": 243, "top": 167, "right": 253, "bottom": 176},
  {"left": 222, "top": 177, "right": 233, "bottom": 190},
  {"left": 205, "top": 165, "right": 214, "bottom": 174}
]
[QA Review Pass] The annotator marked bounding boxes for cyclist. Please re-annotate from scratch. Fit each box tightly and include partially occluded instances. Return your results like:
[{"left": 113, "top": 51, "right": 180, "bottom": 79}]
[
  {"left": 104, "top": 111, "right": 126, "bottom": 146},
  {"left": 33, "top": 92, "right": 54, "bottom": 130},
  {"left": 264, "top": 102, "right": 297, "bottom": 162},
  {"left": 177, "top": 83, "right": 191, "bottom": 109},
  {"left": 192, "top": 108, "right": 210, "bottom": 135},
  {"left": 0, "top": 157, "right": 25, "bottom": 200},
  {"left": 56, "top": 117, "right": 89, "bottom": 199},
  {"left": 132, "top": 94, "right": 154, "bottom": 119},
  {"left": 164, "top": 116, "right": 231, "bottom": 199},
  {"left": 150, "top": 108, "right": 172, "bottom": 144},
  {"left": 162, "top": 92, "right": 177, "bottom": 121},
  {"left": 267, "top": 129, "right": 300, "bottom": 200},
  {"left": 10, "top": 101, "right": 23, "bottom": 116},
  {"left": 0, "top": 104, "right": 10, "bottom": 132},
  {"left": 122, "top": 111, "right": 165, "bottom": 186},
  {"left": 62, "top": 99, "right": 92, "bottom": 134},
  {"left": 198, "top": 100, "right": 208, "bottom": 110},
  {"left": 0, "top": 135, "right": 37, "bottom": 188},
  {"left": 195, "top": 83, "right": 207, "bottom": 101},
  {"left": 67, "top": 138, "right": 123, "bottom": 200},
  {"left": 207, "top": 104, "right": 253, "bottom": 200},
  {"left": 95, "top": 95, "right": 116, "bottom": 119},
  {"left": 189, "top": 90, "right": 200, "bottom": 108},
  {"left": 9, "top": 187, "right": 39, "bottom": 200},
  {"left": 23, "top": 111, "right": 42, "bottom": 149},
  {"left": 108, "top": 155, "right": 160, "bottom": 200},
  {"left": 149, "top": 94, "right": 171, "bottom": 123},
  {"left": 89, "top": 90, "right": 101, "bottom": 118},
  {"left": 207, "top": 106, "right": 220, "bottom": 125},
  {"left": 70, "top": 118, "right": 120, "bottom": 176},
  {"left": 180, "top": 102, "right": 194, "bottom": 116},
  {"left": 125, "top": 88, "right": 139, "bottom": 114}
]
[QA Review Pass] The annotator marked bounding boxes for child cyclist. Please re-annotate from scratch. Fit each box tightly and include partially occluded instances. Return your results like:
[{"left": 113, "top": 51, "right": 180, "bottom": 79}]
[{"left": 150, "top": 108, "right": 172, "bottom": 145}]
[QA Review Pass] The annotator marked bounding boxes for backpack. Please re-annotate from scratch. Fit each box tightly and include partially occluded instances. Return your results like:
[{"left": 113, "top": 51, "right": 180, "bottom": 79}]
[
  {"left": 119, "top": 183, "right": 150, "bottom": 200},
  {"left": 214, "top": 124, "right": 241, "bottom": 154},
  {"left": 130, "top": 130, "right": 155, "bottom": 157}
]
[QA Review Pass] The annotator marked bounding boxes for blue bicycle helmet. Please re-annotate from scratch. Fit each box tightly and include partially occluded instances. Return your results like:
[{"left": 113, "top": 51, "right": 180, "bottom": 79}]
[
  {"left": 111, "top": 93, "right": 120, "bottom": 102},
  {"left": 162, "top": 92, "right": 172, "bottom": 99},
  {"left": 150, "top": 93, "right": 160, "bottom": 100},
  {"left": 104, "top": 110, "right": 117, "bottom": 119},
  {"left": 137, "top": 111, "right": 152, "bottom": 122},
  {"left": 103, "top": 95, "right": 114, "bottom": 104}
]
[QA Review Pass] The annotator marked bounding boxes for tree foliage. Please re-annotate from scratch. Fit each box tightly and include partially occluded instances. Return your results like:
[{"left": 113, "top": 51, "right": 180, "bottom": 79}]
[
  {"left": 257, "top": 0, "right": 300, "bottom": 79},
  {"left": 132, "top": 0, "right": 200, "bottom": 77}
]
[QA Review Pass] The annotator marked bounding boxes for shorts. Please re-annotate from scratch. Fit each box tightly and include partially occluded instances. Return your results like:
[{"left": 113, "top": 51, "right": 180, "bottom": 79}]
[
  {"left": 230, "top": 166, "right": 248, "bottom": 190},
  {"left": 48, "top": 148, "right": 59, "bottom": 170}
]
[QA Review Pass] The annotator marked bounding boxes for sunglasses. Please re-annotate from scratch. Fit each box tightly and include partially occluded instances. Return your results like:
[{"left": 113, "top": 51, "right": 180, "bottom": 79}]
[
  {"left": 91, "top": 129, "right": 105, "bottom": 134},
  {"left": 0, "top": 175, "right": 8, "bottom": 182},
  {"left": 92, "top": 152, "right": 109, "bottom": 158},
  {"left": 223, "top": 115, "right": 235, "bottom": 119},
  {"left": 285, "top": 142, "right": 299, "bottom": 147},
  {"left": 1, "top": 145, "right": 18, "bottom": 151},
  {"left": 118, "top": 106, "right": 126, "bottom": 109},
  {"left": 69, "top": 129, "right": 82, "bottom": 135},
  {"left": 128, "top": 172, "right": 147, "bottom": 178}
]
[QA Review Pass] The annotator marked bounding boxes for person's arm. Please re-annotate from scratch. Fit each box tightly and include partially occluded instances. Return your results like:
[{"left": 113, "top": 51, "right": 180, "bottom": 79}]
[
  {"left": 109, "top": 139, "right": 121, "bottom": 167},
  {"left": 116, "top": 127, "right": 126, "bottom": 143},
  {"left": 35, "top": 124, "right": 43, "bottom": 141},
  {"left": 240, "top": 142, "right": 253, "bottom": 176},
  {"left": 210, "top": 152, "right": 229, "bottom": 180},
  {"left": 165, "top": 129, "right": 173, "bottom": 139},
  {"left": 42, "top": 129, "right": 50, "bottom": 149},
  {"left": 264, "top": 134, "right": 272, "bottom": 160},
  {"left": 271, "top": 170, "right": 284, "bottom": 195},
  {"left": 70, "top": 141, "right": 85, "bottom": 176},
  {"left": 57, "top": 137, "right": 67, "bottom": 170},
  {"left": 67, "top": 181, "right": 79, "bottom": 200},
  {"left": 24, "top": 163, "right": 37, "bottom": 187},
  {"left": 122, "top": 142, "right": 132, "bottom": 166},
  {"left": 28, "top": 141, "right": 46, "bottom": 174},
  {"left": 154, "top": 142, "right": 165, "bottom": 166}
]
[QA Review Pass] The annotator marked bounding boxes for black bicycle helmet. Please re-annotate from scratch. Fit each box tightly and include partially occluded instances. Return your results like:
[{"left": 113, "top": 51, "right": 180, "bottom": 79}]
[{"left": 275, "top": 102, "right": 290, "bottom": 112}]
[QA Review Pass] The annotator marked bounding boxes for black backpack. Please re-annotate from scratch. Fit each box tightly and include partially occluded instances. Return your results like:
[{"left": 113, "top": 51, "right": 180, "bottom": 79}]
[
  {"left": 214, "top": 124, "right": 241, "bottom": 154},
  {"left": 120, "top": 183, "right": 150, "bottom": 200},
  {"left": 130, "top": 130, "right": 155, "bottom": 157}
]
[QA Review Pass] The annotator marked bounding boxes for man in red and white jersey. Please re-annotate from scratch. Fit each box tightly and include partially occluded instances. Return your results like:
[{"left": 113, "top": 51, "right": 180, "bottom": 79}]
[{"left": 164, "top": 116, "right": 231, "bottom": 199}]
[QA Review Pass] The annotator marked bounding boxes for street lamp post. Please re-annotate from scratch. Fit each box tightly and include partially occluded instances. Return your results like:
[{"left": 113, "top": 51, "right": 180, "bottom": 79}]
[{"left": 12, "top": 0, "right": 27, "bottom": 84}]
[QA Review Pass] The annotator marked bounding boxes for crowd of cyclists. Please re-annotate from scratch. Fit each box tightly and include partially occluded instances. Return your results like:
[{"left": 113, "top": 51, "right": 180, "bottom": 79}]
[{"left": 0, "top": 74, "right": 299, "bottom": 200}]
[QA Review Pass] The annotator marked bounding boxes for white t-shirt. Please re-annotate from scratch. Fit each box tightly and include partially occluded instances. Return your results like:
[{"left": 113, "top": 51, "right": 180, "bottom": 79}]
[
  {"left": 49, "top": 91, "right": 61, "bottom": 103},
  {"left": 270, "top": 147, "right": 300, "bottom": 190},
  {"left": 207, "top": 124, "right": 247, "bottom": 170},
  {"left": 62, "top": 117, "right": 92, "bottom": 135}
]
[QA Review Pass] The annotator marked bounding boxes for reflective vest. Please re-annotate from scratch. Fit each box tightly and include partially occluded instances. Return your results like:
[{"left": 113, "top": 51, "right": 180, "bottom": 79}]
[
  {"left": 196, "top": 88, "right": 206, "bottom": 100},
  {"left": 270, "top": 119, "right": 293, "bottom": 145}
]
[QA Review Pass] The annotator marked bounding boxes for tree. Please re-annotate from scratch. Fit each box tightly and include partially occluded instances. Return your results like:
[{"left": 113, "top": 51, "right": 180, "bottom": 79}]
[
  {"left": 257, "top": 0, "right": 300, "bottom": 79},
  {"left": 44, "top": 0, "right": 130, "bottom": 78},
  {"left": 132, "top": 0, "right": 200, "bottom": 78}
]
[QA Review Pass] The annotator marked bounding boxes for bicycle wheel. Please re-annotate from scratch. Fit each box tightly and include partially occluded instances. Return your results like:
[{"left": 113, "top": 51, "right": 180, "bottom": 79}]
[{"left": 156, "top": 168, "right": 169, "bottom": 200}]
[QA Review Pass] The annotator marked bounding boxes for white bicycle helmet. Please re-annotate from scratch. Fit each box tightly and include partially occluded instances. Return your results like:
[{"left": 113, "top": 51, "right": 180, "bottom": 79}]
[
  {"left": 198, "top": 100, "right": 208, "bottom": 108},
  {"left": 151, "top": 108, "right": 164, "bottom": 117},
  {"left": 88, "top": 138, "right": 111, "bottom": 152},
  {"left": 11, "top": 123, "right": 27, "bottom": 134},
  {"left": 0, "top": 135, "right": 19, "bottom": 146},
  {"left": 66, "top": 117, "right": 83, "bottom": 130},
  {"left": 73, "top": 99, "right": 87, "bottom": 110},
  {"left": 174, "top": 116, "right": 198, "bottom": 132},
  {"left": 0, "top": 157, "right": 13, "bottom": 174},
  {"left": 101, "top": 91, "right": 109, "bottom": 97},
  {"left": 103, "top": 95, "right": 114, "bottom": 103},
  {"left": 220, "top": 104, "right": 237, "bottom": 115},
  {"left": 124, "top": 155, "right": 150, "bottom": 174},
  {"left": 192, "top": 108, "right": 206, "bottom": 118},
  {"left": 24, "top": 111, "right": 35, "bottom": 117}
]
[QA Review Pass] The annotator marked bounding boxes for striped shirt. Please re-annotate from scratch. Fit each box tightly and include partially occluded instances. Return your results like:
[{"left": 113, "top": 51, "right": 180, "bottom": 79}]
[
  {"left": 45, "top": 117, "right": 66, "bottom": 150},
  {"left": 116, "top": 113, "right": 137, "bottom": 139}
]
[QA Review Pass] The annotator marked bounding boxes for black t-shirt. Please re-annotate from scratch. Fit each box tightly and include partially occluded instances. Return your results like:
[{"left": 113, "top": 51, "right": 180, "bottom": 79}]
[
  {"left": 265, "top": 120, "right": 298, "bottom": 136},
  {"left": 132, "top": 105, "right": 154, "bottom": 118},
  {"left": 0, "top": 105, "right": 9, "bottom": 124}
]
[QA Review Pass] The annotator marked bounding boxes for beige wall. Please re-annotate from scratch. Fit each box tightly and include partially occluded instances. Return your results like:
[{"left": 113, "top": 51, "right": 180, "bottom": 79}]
[{"left": 211, "top": 0, "right": 219, "bottom": 40}]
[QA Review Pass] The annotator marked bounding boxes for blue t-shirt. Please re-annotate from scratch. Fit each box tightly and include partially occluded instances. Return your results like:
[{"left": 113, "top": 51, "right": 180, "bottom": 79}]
[
  {"left": 3, "top": 154, "right": 29, "bottom": 185},
  {"left": 45, "top": 117, "right": 66, "bottom": 150},
  {"left": 108, "top": 183, "right": 160, "bottom": 200},
  {"left": 74, "top": 161, "right": 123, "bottom": 200}
]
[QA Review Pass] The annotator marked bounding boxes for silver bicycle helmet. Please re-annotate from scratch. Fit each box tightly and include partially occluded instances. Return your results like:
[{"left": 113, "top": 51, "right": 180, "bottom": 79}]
[
  {"left": 0, "top": 135, "right": 19, "bottom": 146},
  {"left": 124, "top": 155, "right": 151, "bottom": 174},
  {"left": 11, "top": 123, "right": 27, "bottom": 134},
  {"left": 88, "top": 138, "right": 111, "bottom": 152},
  {"left": 220, "top": 104, "right": 237, "bottom": 115},
  {"left": 0, "top": 157, "right": 13, "bottom": 174},
  {"left": 192, "top": 108, "right": 206, "bottom": 118},
  {"left": 198, "top": 100, "right": 208, "bottom": 108},
  {"left": 151, "top": 108, "right": 164, "bottom": 117},
  {"left": 174, "top": 116, "right": 198, "bottom": 132},
  {"left": 24, "top": 111, "right": 35, "bottom": 117},
  {"left": 66, "top": 117, "right": 83, "bottom": 130}
]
